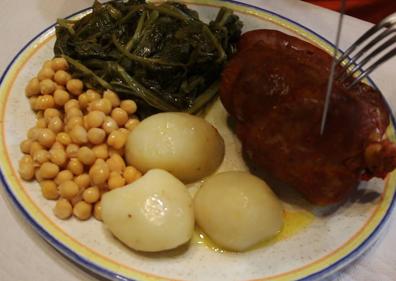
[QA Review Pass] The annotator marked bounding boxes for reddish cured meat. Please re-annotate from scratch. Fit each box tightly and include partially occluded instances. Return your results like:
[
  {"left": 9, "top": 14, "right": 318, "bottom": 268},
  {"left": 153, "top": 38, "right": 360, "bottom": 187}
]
[{"left": 220, "top": 29, "right": 396, "bottom": 205}]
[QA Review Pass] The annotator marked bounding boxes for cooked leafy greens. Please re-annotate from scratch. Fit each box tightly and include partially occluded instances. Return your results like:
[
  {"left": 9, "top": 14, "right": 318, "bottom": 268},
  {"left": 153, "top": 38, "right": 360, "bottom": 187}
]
[{"left": 54, "top": 0, "right": 242, "bottom": 117}]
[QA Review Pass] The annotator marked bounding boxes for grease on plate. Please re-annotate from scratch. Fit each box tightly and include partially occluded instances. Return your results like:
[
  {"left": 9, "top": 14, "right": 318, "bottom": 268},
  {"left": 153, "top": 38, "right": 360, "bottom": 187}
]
[{"left": 191, "top": 209, "right": 315, "bottom": 253}]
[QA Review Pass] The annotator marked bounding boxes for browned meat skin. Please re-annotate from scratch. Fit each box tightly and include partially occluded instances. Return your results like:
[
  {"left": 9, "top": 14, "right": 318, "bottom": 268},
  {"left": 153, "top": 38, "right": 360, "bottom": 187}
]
[{"left": 220, "top": 29, "right": 396, "bottom": 205}]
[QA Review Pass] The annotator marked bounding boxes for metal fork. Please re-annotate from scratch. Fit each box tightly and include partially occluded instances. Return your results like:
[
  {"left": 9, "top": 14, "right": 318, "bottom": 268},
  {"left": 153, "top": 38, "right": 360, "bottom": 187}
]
[{"left": 336, "top": 12, "right": 396, "bottom": 89}]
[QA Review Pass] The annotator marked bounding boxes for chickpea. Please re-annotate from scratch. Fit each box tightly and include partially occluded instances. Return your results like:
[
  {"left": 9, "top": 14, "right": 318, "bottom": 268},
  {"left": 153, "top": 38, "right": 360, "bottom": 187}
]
[
  {"left": 27, "top": 127, "right": 41, "bottom": 140},
  {"left": 89, "top": 99, "right": 112, "bottom": 114},
  {"left": 35, "top": 95, "right": 55, "bottom": 110},
  {"left": 118, "top": 128, "right": 129, "bottom": 137},
  {"left": 64, "top": 99, "right": 79, "bottom": 112},
  {"left": 20, "top": 154, "right": 34, "bottom": 165},
  {"left": 107, "top": 130, "right": 127, "bottom": 149},
  {"left": 106, "top": 154, "right": 125, "bottom": 172},
  {"left": 37, "top": 128, "right": 56, "bottom": 148},
  {"left": 29, "top": 96, "right": 38, "bottom": 110},
  {"left": 123, "top": 166, "right": 142, "bottom": 184},
  {"left": 43, "top": 60, "right": 53, "bottom": 69},
  {"left": 25, "top": 77, "right": 40, "bottom": 97},
  {"left": 59, "top": 180, "right": 79, "bottom": 199},
  {"left": 20, "top": 139, "right": 33, "bottom": 154},
  {"left": 94, "top": 201, "right": 102, "bottom": 221},
  {"left": 70, "top": 194, "right": 83, "bottom": 206},
  {"left": 49, "top": 148, "right": 67, "bottom": 167},
  {"left": 111, "top": 108, "right": 128, "bottom": 127},
  {"left": 35, "top": 169, "right": 44, "bottom": 182},
  {"left": 92, "top": 144, "right": 108, "bottom": 159},
  {"left": 39, "top": 79, "right": 56, "bottom": 95},
  {"left": 34, "top": 166, "right": 44, "bottom": 181},
  {"left": 66, "top": 116, "right": 83, "bottom": 130},
  {"left": 108, "top": 171, "right": 126, "bottom": 189},
  {"left": 54, "top": 170, "right": 74, "bottom": 185},
  {"left": 56, "top": 132, "right": 72, "bottom": 146},
  {"left": 73, "top": 201, "right": 92, "bottom": 220},
  {"left": 29, "top": 142, "right": 44, "bottom": 155},
  {"left": 53, "top": 70, "right": 72, "bottom": 85},
  {"left": 51, "top": 141, "right": 65, "bottom": 150},
  {"left": 39, "top": 162, "right": 59, "bottom": 179},
  {"left": 53, "top": 89, "right": 70, "bottom": 106},
  {"left": 78, "top": 93, "right": 89, "bottom": 109},
  {"left": 32, "top": 149, "right": 50, "bottom": 164},
  {"left": 40, "top": 105, "right": 56, "bottom": 118},
  {"left": 35, "top": 118, "right": 47, "bottom": 129},
  {"left": 67, "top": 158, "right": 84, "bottom": 176},
  {"left": 82, "top": 186, "right": 100, "bottom": 203},
  {"left": 120, "top": 100, "right": 137, "bottom": 114},
  {"left": 83, "top": 115, "right": 89, "bottom": 130},
  {"left": 87, "top": 128, "right": 106, "bottom": 145},
  {"left": 66, "top": 144, "right": 80, "bottom": 158},
  {"left": 70, "top": 125, "right": 88, "bottom": 144},
  {"left": 74, "top": 173, "right": 90, "bottom": 190},
  {"left": 40, "top": 180, "right": 59, "bottom": 200},
  {"left": 77, "top": 146, "right": 96, "bottom": 166},
  {"left": 89, "top": 162, "right": 110, "bottom": 185},
  {"left": 86, "top": 111, "right": 105, "bottom": 129},
  {"left": 103, "top": 98, "right": 114, "bottom": 112},
  {"left": 29, "top": 124, "right": 40, "bottom": 134},
  {"left": 86, "top": 89, "right": 101, "bottom": 102},
  {"left": 26, "top": 128, "right": 38, "bottom": 141},
  {"left": 66, "top": 79, "right": 84, "bottom": 96},
  {"left": 108, "top": 147, "right": 125, "bottom": 157},
  {"left": 125, "top": 119, "right": 140, "bottom": 132},
  {"left": 18, "top": 157, "right": 35, "bottom": 181},
  {"left": 48, "top": 116, "right": 63, "bottom": 133},
  {"left": 38, "top": 67, "right": 55, "bottom": 81},
  {"left": 102, "top": 117, "right": 118, "bottom": 134},
  {"left": 103, "top": 90, "right": 120, "bottom": 107},
  {"left": 94, "top": 158, "right": 106, "bottom": 166},
  {"left": 52, "top": 57, "right": 69, "bottom": 71},
  {"left": 30, "top": 128, "right": 46, "bottom": 142},
  {"left": 55, "top": 84, "right": 65, "bottom": 91},
  {"left": 54, "top": 198, "right": 73, "bottom": 219},
  {"left": 97, "top": 185, "right": 107, "bottom": 193},
  {"left": 44, "top": 108, "right": 61, "bottom": 120},
  {"left": 66, "top": 107, "right": 83, "bottom": 119},
  {"left": 36, "top": 111, "right": 44, "bottom": 119}
]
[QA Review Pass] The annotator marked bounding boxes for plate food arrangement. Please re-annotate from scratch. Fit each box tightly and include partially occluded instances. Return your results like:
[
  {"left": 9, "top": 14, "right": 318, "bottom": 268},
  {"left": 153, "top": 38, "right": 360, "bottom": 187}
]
[{"left": 1, "top": 1, "right": 396, "bottom": 281}]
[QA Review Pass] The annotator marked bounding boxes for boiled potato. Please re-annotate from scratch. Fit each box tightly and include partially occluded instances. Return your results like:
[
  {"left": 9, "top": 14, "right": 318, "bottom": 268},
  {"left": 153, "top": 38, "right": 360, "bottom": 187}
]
[
  {"left": 101, "top": 169, "right": 194, "bottom": 252},
  {"left": 125, "top": 112, "right": 225, "bottom": 183},
  {"left": 194, "top": 171, "right": 284, "bottom": 252}
]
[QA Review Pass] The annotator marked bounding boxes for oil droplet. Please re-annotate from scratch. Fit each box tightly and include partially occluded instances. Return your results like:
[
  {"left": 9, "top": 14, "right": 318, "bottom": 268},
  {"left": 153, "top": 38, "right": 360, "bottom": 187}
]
[
  {"left": 191, "top": 227, "right": 224, "bottom": 253},
  {"left": 191, "top": 209, "right": 315, "bottom": 252},
  {"left": 251, "top": 209, "right": 315, "bottom": 249}
]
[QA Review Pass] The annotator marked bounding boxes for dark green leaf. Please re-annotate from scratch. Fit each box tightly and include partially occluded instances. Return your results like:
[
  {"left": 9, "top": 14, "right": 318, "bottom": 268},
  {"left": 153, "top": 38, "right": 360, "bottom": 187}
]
[{"left": 54, "top": 0, "right": 243, "bottom": 118}]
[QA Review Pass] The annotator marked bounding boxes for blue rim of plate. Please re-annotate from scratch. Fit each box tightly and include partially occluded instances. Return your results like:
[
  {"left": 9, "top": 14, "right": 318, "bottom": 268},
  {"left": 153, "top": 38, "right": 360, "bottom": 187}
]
[{"left": 0, "top": 1, "right": 395, "bottom": 281}]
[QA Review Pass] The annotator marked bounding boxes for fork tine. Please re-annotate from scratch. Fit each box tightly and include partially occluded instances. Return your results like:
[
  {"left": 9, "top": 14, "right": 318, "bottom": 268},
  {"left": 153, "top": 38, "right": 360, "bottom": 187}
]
[
  {"left": 337, "top": 27, "right": 396, "bottom": 82},
  {"left": 347, "top": 47, "right": 396, "bottom": 89},
  {"left": 346, "top": 34, "right": 396, "bottom": 80},
  {"left": 336, "top": 14, "right": 396, "bottom": 66},
  {"left": 336, "top": 13, "right": 396, "bottom": 89}
]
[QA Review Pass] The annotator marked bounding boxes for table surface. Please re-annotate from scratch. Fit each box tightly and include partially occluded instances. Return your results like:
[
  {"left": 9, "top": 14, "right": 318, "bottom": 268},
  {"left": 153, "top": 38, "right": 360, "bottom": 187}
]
[{"left": 1, "top": 1, "right": 395, "bottom": 280}]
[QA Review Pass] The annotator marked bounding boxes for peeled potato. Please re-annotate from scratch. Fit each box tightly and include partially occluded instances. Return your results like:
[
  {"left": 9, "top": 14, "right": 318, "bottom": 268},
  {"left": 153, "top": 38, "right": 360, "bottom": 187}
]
[
  {"left": 101, "top": 169, "right": 194, "bottom": 252},
  {"left": 125, "top": 112, "right": 225, "bottom": 183},
  {"left": 194, "top": 171, "right": 284, "bottom": 252}
]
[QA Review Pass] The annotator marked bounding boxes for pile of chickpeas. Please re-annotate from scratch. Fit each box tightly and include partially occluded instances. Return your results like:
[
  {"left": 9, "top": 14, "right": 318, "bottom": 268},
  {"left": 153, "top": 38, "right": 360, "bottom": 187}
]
[{"left": 19, "top": 57, "right": 142, "bottom": 221}]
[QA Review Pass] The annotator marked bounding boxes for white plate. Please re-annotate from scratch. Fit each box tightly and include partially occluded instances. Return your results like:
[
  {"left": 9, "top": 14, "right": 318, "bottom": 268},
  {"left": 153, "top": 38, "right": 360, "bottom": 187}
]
[{"left": 0, "top": 1, "right": 395, "bottom": 280}]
